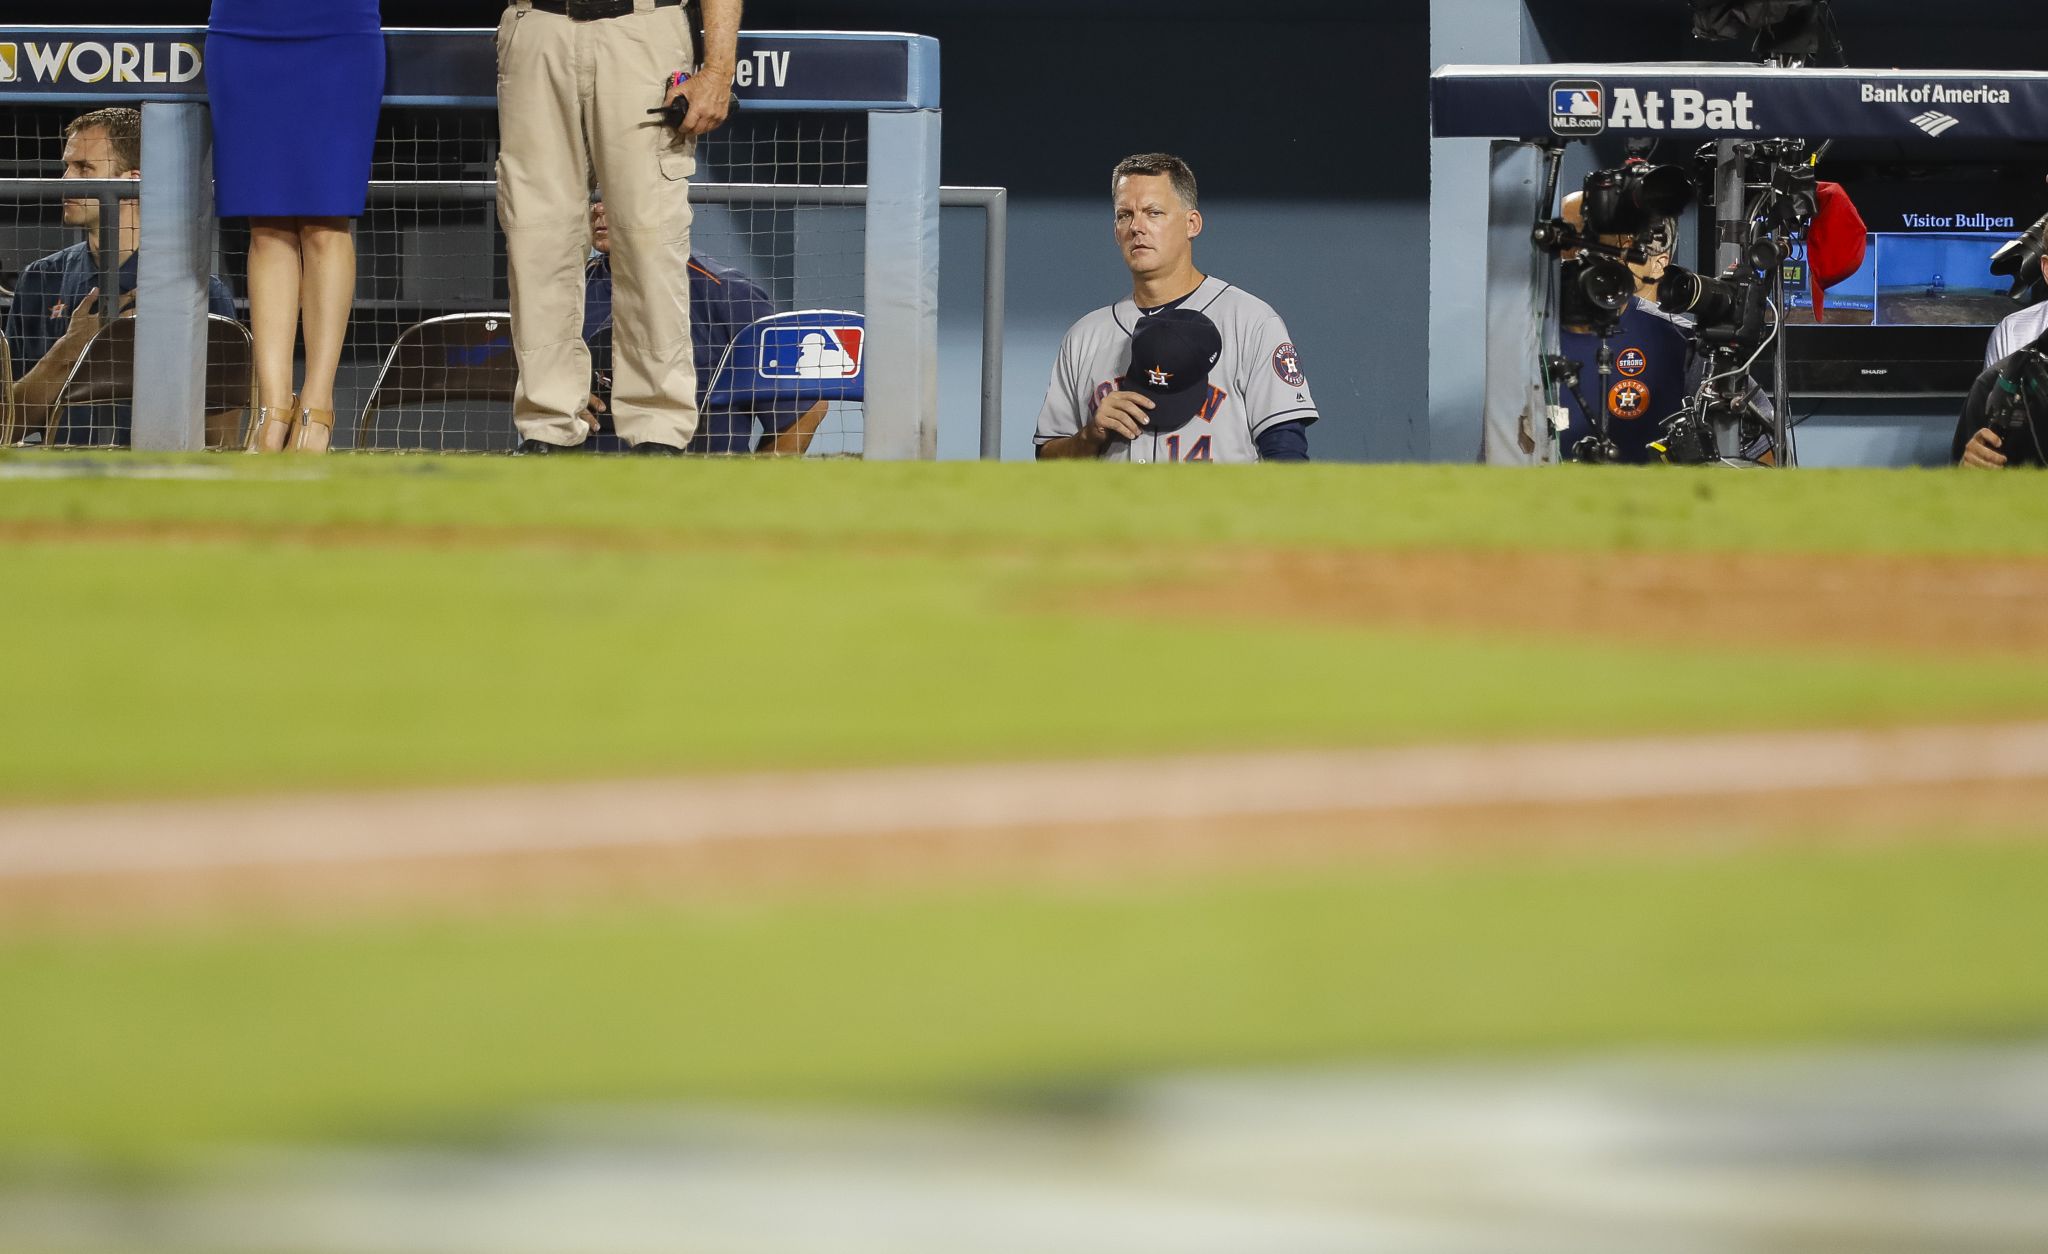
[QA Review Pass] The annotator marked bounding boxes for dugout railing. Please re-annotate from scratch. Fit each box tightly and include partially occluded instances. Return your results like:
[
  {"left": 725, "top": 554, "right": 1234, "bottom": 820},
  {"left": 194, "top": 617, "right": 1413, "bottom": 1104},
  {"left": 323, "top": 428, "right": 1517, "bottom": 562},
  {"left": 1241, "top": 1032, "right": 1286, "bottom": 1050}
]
[{"left": 0, "top": 26, "right": 1004, "bottom": 458}]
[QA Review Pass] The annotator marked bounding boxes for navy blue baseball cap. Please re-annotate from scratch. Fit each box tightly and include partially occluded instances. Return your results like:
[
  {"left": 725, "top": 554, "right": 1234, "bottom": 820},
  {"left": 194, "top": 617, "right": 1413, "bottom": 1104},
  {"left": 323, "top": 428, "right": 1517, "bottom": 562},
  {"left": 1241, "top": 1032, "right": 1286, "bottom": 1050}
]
[{"left": 1123, "top": 307, "right": 1222, "bottom": 435}]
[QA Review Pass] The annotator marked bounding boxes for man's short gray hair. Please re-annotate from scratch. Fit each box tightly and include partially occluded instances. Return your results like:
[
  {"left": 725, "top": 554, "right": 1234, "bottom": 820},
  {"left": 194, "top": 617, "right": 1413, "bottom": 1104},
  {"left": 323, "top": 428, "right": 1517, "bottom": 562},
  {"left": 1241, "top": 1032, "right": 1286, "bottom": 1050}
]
[{"left": 1111, "top": 153, "right": 1198, "bottom": 211}]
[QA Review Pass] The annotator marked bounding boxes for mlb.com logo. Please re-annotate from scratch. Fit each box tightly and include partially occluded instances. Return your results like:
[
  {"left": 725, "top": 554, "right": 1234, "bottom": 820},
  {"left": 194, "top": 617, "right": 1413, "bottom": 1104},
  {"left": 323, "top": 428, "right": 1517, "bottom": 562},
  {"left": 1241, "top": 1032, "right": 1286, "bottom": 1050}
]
[
  {"left": 1550, "top": 79, "right": 1606, "bottom": 136},
  {"left": 760, "top": 325, "right": 863, "bottom": 381}
]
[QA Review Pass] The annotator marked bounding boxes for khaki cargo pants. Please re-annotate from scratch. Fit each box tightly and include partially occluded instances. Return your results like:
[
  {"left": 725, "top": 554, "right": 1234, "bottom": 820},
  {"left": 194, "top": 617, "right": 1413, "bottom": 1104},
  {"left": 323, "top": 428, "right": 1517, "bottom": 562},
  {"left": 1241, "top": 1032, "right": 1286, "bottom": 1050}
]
[{"left": 496, "top": 0, "right": 699, "bottom": 448}]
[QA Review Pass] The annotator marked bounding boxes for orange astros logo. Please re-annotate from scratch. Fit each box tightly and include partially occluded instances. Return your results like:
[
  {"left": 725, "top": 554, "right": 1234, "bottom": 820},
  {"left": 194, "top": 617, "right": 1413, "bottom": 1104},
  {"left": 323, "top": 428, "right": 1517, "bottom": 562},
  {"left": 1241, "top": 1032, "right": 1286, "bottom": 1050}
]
[{"left": 1608, "top": 380, "right": 1651, "bottom": 421}]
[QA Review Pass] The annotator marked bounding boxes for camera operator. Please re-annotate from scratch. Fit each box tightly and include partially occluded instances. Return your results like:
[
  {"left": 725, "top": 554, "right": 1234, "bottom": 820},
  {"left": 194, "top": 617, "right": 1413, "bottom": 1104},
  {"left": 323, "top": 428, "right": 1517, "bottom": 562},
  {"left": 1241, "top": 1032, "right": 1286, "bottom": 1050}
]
[
  {"left": 1551, "top": 191, "right": 1694, "bottom": 463},
  {"left": 1958, "top": 246, "right": 2048, "bottom": 469}
]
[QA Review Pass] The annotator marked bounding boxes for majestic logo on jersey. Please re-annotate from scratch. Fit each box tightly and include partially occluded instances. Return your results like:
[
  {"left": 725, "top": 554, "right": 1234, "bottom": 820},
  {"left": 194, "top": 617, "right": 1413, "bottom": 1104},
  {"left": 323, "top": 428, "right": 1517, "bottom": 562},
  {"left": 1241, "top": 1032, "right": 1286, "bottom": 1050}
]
[
  {"left": 1615, "top": 347, "right": 1647, "bottom": 378},
  {"left": 759, "top": 325, "right": 864, "bottom": 380},
  {"left": 1550, "top": 80, "right": 1605, "bottom": 136},
  {"left": 1608, "top": 380, "right": 1652, "bottom": 421},
  {"left": 1147, "top": 366, "right": 1172, "bottom": 387},
  {"left": 1272, "top": 342, "right": 1305, "bottom": 388}
]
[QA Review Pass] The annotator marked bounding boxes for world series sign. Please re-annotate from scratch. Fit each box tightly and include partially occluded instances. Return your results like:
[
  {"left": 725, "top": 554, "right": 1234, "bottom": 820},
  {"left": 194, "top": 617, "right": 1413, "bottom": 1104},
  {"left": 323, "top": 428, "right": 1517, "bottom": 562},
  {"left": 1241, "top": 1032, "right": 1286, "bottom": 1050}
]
[
  {"left": 0, "top": 27, "right": 940, "bottom": 110},
  {"left": 1434, "top": 63, "right": 2048, "bottom": 145}
]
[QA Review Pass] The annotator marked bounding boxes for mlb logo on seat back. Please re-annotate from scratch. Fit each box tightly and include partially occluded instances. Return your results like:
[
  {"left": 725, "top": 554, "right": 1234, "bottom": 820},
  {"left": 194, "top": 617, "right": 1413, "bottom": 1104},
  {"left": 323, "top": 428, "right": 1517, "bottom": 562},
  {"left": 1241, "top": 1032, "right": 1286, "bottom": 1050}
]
[{"left": 759, "top": 326, "right": 864, "bottom": 381}]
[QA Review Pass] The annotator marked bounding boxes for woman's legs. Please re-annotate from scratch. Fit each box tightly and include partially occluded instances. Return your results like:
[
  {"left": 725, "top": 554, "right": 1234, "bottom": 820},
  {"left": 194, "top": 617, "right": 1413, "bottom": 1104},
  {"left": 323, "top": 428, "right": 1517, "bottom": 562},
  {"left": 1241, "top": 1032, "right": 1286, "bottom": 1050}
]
[
  {"left": 246, "top": 217, "right": 302, "bottom": 451},
  {"left": 287, "top": 218, "right": 355, "bottom": 452}
]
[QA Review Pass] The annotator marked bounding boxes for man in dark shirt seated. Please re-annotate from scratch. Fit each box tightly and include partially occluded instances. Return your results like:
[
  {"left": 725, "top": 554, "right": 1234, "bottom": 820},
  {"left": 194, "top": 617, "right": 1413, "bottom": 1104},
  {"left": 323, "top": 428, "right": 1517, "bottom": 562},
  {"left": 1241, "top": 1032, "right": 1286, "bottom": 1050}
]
[
  {"left": 578, "top": 199, "right": 814, "bottom": 454},
  {"left": 2, "top": 107, "right": 237, "bottom": 447}
]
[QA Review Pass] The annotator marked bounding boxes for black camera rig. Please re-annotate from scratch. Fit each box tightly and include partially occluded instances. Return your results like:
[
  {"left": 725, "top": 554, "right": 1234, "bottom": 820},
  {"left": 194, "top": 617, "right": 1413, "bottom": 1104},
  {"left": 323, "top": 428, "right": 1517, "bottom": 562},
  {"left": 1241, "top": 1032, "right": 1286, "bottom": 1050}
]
[
  {"left": 1533, "top": 135, "right": 1822, "bottom": 466},
  {"left": 1650, "top": 138, "right": 1820, "bottom": 464}
]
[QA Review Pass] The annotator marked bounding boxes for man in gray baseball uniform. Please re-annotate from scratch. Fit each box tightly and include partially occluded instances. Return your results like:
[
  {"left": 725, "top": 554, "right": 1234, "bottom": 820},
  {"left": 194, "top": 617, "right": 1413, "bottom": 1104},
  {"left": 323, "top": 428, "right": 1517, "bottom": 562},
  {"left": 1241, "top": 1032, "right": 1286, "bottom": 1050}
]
[
  {"left": 1960, "top": 246, "right": 2048, "bottom": 468},
  {"left": 1036, "top": 152, "right": 1318, "bottom": 463}
]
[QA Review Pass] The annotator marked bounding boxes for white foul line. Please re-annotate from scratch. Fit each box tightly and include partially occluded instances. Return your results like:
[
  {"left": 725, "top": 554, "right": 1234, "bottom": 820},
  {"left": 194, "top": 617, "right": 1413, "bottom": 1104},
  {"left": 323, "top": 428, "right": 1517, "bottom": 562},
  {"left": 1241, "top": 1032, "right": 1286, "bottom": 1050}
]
[{"left": 3, "top": 722, "right": 2047, "bottom": 880}]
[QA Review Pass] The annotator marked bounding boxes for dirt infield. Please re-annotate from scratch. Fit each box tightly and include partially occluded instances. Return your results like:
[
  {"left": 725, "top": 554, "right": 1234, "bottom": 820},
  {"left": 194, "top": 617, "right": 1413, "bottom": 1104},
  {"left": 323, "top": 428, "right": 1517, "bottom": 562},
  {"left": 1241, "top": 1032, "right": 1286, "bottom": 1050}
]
[
  {"left": 4, "top": 723, "right": 2047, "bottom": 928},
  {"left": 1103, "top": 548, "right": 2048, "bottom": 659}
]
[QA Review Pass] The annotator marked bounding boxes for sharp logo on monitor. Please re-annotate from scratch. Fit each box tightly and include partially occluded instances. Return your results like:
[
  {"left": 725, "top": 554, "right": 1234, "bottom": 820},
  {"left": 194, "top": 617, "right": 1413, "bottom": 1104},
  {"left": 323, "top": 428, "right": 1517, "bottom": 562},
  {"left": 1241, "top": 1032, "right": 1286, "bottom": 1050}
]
[
  {"left": 0, "top": 38, "right": 202, "bottom": 84},
  {"left": 1549, "top": 80, "right": 1605, "bottom": 136},
  {"left": 760, "top": 326, "right": 863, "bottom": 381}
]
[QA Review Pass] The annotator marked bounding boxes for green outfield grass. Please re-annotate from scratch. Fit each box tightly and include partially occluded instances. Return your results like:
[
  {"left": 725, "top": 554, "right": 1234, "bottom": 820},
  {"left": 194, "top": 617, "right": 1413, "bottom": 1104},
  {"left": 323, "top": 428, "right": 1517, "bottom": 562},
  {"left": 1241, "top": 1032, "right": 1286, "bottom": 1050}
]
[
  {"left": 4, "top": 455, "right": 2048, "bottom": 802},
  {"left": 2, "top": 832, "right": 2045, "bottom": 1164},
  {"left": 6, "top": 455, "right": 2048, "bottom": 1168}
]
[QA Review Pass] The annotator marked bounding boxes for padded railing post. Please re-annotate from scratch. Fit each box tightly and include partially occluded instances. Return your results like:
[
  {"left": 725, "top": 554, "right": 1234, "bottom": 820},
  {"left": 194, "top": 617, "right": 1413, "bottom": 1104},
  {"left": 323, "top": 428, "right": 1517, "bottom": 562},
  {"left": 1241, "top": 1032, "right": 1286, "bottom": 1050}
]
[
  {"left": 863, "top": 108, "right": 942, "bottom": 460},
  {"left": 134, "top": 101, "right": 214, "bottom": 451}
]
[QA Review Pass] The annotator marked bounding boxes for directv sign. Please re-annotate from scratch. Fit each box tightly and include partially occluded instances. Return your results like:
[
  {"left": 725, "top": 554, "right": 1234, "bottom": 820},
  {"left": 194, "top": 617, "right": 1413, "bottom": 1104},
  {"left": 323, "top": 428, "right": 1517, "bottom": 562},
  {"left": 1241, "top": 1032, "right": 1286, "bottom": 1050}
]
[
  {"left": 1436, "top": 63, "right": 2048, "bottom": 145},
  {"left": 0, "top": 27, "right": 939, "bottom": 110}
]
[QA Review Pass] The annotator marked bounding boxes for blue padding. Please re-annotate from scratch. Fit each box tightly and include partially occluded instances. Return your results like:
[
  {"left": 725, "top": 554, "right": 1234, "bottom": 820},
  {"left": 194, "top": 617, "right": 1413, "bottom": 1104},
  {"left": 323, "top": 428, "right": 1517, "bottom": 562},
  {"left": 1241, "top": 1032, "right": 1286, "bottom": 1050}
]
[
  {"left": 705, "top": 310, "right": 866, "bottom": 410},
  {"left": 1433, "top": 63, "right": 2048, "bottom": 143}
]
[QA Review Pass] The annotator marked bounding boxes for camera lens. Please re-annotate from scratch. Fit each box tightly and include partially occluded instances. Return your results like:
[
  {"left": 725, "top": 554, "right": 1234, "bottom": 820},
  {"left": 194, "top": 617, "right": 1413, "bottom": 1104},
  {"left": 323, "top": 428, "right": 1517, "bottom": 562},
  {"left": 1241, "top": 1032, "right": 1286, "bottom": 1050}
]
[
  {"left": 1579, "top": 258, "right": 1636, "bottom": 314},
  {"left": 1657, "top": 265, "right": 1741, "bottom": 325},
  {"left": 1582, "top": 164, "right": 1697, "bottom": 237}
]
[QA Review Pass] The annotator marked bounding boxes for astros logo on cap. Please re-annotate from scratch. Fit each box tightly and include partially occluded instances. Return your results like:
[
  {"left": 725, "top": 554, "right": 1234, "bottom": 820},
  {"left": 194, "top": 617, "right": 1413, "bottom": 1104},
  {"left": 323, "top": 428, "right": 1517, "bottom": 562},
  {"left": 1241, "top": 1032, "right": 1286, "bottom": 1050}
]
[{"left": 1147, "top": 366, "right": 1171, "bottom": 387}]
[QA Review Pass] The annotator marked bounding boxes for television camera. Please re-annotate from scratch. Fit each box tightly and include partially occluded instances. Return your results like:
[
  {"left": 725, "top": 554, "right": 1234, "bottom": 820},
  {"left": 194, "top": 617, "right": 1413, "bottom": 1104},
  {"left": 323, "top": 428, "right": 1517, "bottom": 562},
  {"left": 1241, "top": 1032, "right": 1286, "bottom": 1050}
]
[{"left": 1534, "top": 139, "right": 1818, "bottom": 464}]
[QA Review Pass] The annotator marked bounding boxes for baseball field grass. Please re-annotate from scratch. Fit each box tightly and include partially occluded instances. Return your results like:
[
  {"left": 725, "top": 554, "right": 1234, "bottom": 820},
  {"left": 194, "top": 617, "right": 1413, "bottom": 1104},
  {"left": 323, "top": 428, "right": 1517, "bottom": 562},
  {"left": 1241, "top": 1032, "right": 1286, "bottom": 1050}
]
[
  {"left": 5, "top": 455, "right": 2048, "bottom": 802},
  {"left": 4, "top": 453, "right": 2048, "bottom": 1166},
  {"left": 5, "top": 833, "right": 2047, "bottom": 1163}
]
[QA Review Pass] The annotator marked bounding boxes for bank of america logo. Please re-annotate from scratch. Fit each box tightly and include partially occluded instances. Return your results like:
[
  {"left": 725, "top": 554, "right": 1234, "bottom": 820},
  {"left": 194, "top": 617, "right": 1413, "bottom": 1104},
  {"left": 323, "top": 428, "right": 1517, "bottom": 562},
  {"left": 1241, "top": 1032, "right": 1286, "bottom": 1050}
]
[
  {"left": 1910, "top": 110, "right": 1960, "bottom": 137},
  {"left": 0, "top": 45, "right": 17, "bottom": 84}
]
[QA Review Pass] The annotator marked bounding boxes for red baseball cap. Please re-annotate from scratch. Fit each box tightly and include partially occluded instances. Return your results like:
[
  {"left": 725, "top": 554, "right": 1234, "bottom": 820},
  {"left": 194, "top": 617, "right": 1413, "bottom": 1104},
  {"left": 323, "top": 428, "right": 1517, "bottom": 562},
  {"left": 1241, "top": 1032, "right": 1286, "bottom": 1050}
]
[{"left": 1807, "top": 181, "right": 1868, "bottom": 323}]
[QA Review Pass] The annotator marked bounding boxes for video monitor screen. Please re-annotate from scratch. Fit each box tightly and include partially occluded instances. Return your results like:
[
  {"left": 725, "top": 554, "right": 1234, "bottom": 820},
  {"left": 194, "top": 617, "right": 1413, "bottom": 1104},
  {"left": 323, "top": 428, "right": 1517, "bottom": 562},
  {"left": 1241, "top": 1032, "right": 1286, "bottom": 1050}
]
[
  {"left": 1783, "top": 233, "right": 2017, "bottom": 327},
  {"left": 1780, "top": 174, "right": 2036, "bottom": 328}
]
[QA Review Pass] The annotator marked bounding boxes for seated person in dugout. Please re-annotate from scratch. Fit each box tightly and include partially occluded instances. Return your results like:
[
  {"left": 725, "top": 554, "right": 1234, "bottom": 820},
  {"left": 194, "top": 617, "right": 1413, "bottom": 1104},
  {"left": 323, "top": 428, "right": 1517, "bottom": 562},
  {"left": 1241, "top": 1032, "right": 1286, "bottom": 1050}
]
[
  {"left": 2, "top": 108, "right": 237, "bottom": 447},
  {"left": 578, "top": 199, "right": 816, "bottom": 455},
  {"left": 1036, "top": 153, "right": 1317, "bottom": 463},
  {"left": 1957, "top": 243, "right": 2048, "bottom": 469}
]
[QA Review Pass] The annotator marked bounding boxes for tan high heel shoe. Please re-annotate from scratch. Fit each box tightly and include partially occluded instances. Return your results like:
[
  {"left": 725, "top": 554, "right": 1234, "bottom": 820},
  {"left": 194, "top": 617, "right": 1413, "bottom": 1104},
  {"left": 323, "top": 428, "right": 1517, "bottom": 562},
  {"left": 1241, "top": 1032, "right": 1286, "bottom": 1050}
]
[
  {"left": 286, "top": 405, "right": 335, "bottom": 453},
  {"left": 246, "top": 395, "right": 296, "bottom": 453}
]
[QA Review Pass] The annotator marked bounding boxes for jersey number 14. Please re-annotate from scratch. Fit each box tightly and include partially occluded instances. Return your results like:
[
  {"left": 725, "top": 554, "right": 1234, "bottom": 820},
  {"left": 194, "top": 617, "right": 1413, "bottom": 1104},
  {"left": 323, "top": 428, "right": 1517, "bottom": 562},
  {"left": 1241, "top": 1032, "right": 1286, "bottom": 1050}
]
[{"left": 1163, "top": 434, "right": 1212, "bottom": 462}]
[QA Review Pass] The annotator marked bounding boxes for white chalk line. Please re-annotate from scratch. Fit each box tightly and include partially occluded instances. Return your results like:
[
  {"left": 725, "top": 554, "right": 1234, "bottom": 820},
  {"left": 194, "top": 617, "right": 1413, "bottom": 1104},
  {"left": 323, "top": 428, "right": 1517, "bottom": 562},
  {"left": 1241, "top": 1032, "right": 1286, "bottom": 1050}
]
[{"left": 3, "top": 722, "right": 2047, "bottom": 879}]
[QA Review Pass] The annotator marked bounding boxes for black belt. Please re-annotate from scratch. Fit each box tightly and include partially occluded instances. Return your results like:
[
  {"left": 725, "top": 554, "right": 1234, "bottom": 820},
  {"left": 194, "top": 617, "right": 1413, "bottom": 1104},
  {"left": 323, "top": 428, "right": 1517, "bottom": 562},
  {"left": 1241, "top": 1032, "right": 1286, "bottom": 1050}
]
[{"left": 527, "top": 0, "right": 680, "bottom": 19}]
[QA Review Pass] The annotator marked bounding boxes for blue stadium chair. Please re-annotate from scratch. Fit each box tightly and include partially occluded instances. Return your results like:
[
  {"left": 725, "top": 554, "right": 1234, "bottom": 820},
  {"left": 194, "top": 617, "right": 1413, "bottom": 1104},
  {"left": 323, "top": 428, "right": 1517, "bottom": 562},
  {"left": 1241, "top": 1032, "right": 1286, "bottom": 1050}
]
[{"left": 702, "top": 309, "right": 864, "bottom": 455}]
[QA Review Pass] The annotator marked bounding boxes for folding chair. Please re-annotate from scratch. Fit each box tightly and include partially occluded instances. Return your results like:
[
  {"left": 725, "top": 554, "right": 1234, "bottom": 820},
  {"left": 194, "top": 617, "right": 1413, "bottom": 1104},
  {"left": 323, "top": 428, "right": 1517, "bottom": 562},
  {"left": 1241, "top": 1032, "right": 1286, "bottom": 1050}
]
[
  {"left": 702, "top": 310, "right": 866, "bottom": 456},
  {"left": 50, "top": 313, "right": 255, "bottom": 448},
  {"left": 0, "top": 329, "right": 16, "bottom": 446},
  {"left": 356, "top": 312, "right": 518, "bottom": 451}
]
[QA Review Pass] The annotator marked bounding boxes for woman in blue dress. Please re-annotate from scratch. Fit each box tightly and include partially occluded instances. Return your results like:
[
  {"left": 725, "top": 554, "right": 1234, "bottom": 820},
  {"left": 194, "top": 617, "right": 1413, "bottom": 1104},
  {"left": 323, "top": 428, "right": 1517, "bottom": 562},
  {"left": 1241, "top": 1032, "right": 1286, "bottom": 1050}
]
[{"left": 207, "top": 1, "right": 384, "bottom": 452}]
